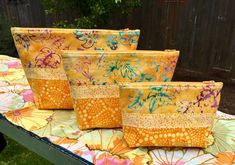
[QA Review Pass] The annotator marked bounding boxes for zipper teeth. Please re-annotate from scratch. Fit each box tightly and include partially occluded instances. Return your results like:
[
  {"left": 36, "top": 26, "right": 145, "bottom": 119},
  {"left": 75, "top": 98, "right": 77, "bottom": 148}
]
[
  {"left": 121, "top": 82, "right": 222, "bottom": 88},
  {"left": 61, "top": 51, "right": 180, "bottom": 57},
  {"left": 62, "top": 50, "right": 179, "bottom": 53},
  {"left": 11, "top": 27, "right": 140, "bottom": 33}
]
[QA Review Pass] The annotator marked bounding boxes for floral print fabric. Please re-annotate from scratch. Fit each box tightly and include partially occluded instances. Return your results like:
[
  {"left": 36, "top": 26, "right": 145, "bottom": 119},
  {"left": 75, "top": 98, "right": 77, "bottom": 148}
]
[
  {"left": 120, "top": 82, "right": 223, "bottom": 147},
  {"left": 11, "top": 28, "right": 140, "bottom": 109},
  {"left": 61, "top": 50, "right": 179, "bottom": 129},
  {"left": 0, "top": 56, "right": 234, "bottom": 164}
]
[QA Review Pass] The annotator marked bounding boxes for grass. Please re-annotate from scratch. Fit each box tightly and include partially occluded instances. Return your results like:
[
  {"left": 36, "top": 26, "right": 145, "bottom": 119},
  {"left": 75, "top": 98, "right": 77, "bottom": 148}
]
[{"left": 0, "top": 136, "right": 52, "bottom": 165}]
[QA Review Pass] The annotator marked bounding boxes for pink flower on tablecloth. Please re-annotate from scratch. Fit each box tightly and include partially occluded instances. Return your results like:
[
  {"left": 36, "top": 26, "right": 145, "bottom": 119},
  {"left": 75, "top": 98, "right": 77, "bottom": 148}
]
[
  {"left": 94, "top": 151, "right": 131, "bottom": 165},
  {"left": 79, "top": 150, "right": 96, "bottom": 163},
  {"left": 20, "top": 90, "right": 34, "bottom": 102},
  {"left": 7, "top": 61, "right": 22, "bottom": 69}
]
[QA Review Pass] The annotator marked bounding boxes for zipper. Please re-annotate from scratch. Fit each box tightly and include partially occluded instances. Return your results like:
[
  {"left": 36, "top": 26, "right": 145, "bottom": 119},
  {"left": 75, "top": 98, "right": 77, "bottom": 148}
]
[{"left": 203, "top": 81, "right": 215, "bottom": 84}]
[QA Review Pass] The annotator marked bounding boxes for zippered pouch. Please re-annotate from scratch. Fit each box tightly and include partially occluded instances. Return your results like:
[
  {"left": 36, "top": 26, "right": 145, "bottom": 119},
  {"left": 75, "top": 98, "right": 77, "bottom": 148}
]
[
  {"left": 62, "top": 50, "right": 179, "bottom": 129},
  {"left": 120, "top": 81, "right": 223, "bottom": 147},
  {"left": 11, "top": 27, "right": 140, "bottom": 109}
]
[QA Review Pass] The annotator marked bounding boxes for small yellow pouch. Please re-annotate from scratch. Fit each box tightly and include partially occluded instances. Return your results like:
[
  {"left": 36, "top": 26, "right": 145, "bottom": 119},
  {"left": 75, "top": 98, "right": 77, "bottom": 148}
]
[
  {"left": 62, "top": 50, "right": 179, "bottom": 129},
  {"left": 120, "top": 81, "right": 223, "bottom": 148},
  {"left": 11, "top": 27, "right": 140, "bottom": 109}
]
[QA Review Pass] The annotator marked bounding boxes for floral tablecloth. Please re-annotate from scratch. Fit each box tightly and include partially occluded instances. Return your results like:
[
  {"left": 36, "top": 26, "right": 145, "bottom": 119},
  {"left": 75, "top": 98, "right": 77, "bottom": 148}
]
[{"left": 0, "top": 55, "right": 234, "bottom": 165}]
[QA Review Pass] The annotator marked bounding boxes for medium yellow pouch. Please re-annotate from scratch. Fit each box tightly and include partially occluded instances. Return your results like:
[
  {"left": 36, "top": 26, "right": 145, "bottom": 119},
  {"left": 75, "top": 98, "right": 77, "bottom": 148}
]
[
  {"left": 11, "top": 27, "right": 140, "bottom": 109},
  {"left": 61, "top": 50, "right": 179, "bottom": 129},
  {"left": 120, "top": 81, "right": 223, "bottom": 148}
]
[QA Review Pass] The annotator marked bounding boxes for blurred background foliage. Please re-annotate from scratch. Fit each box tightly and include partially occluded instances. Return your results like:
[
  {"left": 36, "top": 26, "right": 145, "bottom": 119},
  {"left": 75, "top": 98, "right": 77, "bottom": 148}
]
[{"left": 42, "top": 0, "right": 141, "bottom": 28}]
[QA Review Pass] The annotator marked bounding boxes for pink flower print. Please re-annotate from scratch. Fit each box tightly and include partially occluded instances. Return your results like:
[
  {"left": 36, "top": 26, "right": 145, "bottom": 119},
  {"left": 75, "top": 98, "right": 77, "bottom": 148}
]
[
  {"left": 8, "top": 61, "right": 22, "bottom": 69},
  {"left": 20, "top": 90, "right": 34, "bottom": 102}
]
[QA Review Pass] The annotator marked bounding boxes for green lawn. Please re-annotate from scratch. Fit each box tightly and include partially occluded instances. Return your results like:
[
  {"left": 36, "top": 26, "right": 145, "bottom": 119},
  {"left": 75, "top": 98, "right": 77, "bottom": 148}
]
[{"left": 0, "top": 136, "right": 52, "bottom": 165}]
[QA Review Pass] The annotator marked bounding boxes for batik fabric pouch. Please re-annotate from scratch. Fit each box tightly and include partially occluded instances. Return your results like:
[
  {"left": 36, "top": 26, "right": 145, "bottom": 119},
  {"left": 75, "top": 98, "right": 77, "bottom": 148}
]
[
  {"left": 120, "top": 81, "right": 223, "bottom": 148},
  {"left": 11, "top": 27, "right": 140, "bottom": 109},
  {"left": 62, "top": 50, "right": 179, "bottom": 129}
]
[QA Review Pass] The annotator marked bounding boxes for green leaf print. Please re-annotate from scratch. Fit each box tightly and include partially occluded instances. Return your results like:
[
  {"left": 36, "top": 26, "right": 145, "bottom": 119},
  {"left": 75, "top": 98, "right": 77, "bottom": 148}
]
[
  {"left": 120, "top": 63, "right": 137, "bottom": 80},
  {"left": 128, "top": 86, "right": 172, "bottom": 113}
]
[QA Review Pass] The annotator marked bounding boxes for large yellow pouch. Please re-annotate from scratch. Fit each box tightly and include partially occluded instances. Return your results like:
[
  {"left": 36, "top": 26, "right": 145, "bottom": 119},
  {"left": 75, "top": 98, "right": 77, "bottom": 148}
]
[
  {"left": 11, "top": 27, "right": 140, "bottom": 109},
  {"left": 62, "top": 50, "right": 179, "bottom": 129},
  {"left": 120, "top": 81, "right": 223, "bottom": 148}
]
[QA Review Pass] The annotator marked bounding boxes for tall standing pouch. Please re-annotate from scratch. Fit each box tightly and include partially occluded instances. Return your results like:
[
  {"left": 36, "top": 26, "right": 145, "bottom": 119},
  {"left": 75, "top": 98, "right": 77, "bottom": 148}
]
[
  {"left": 11, "top": 27, "right": 140, "bottom": 109},
  {"left": 120, "top": 81, "right": 223, "bottom": 148},
  {"left": 62, "top": 50, "right": 179, "bottom": 129}
]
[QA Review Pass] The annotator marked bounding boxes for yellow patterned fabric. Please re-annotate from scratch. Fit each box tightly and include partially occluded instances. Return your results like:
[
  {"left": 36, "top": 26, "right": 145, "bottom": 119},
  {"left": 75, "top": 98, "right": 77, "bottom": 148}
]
[
  {"left": 1, "top": 55, "right": 234, "bottom": 164},
  {"left": 11, "top": 27, "right": 140, "bottom": 109},
  {"left": 62, "top": 50, "right": 179, "bottom": 129},
  {"left": 120, "top": 81, "right": 223, "bottom": 148}
]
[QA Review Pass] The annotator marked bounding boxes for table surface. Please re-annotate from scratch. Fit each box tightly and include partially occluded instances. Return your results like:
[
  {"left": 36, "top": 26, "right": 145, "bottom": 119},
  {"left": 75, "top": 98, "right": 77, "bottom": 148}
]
[{"left": 0, "top": 55, "right": 234, "bottom": 165}]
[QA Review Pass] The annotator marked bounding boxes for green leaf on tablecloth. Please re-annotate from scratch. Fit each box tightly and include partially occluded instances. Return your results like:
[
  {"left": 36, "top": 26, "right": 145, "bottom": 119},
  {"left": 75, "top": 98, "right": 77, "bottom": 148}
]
[
  {"left": 205, "top": 119, "right": 235, "bottom": 156},
  {"left": 33, "top": 110, "right": 85, "bottom": 139}
]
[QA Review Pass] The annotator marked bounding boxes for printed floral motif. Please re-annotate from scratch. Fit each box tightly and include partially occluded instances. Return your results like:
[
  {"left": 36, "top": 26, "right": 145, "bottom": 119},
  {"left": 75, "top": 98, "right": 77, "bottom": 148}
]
[
  {"left": 4, "top": 106, "right": 53, "bottom": 131},
  {"left": 7, "top": 61, "right": 22, "bottom": 69},
  {"left": 120, "top": 82, "right": 223, "bottom": 148},
  {"left": 20, "top": 90, "right": 34, "bottom": 102},
  {"left": 79, "top": 129, "right": 151, "bottom": 164},
  {"left": 0, "top": 92, "right": 25, "bottom": 113},
  {"left": 126, "top": 83, "right": 222, "bottom": 114},
  {"left": 149, "top": 148, "right": 216, "bottom": 165},
  {"left": 214, "top": 152, "right": 235, "bottom": 165},
  {"left": 62, "top": 50, "right": 179, "bottom": 129},
  {"left": 35, "top": 47, "right": 61, "bottom": 68},
  {"left": 73, "top": 30, "right": 99, "bottom": 49},
  {"left": 94, "top": 150, "right": 132, "bottom": 165},
  {"left": 106, "top": 35, "right": 118, "bottom": 50},
  {"left": 74, "top": 57, "right": 93, "bottom": 83},
  {"left": 0, "top": 63, "right": 9, "bottom": 72},
  {"left": 51, "top": 36, "right": 66, "bottom": 49},
  {"left": 204, "top": 119, "right": 235, "bottom": 155},
  {"left": 0, "top": 81, "right": 9, "bottom": 87},
  {"left": 65, "top": 51, "right": 178, "bottom": 86},
  {"left": 28, "top": 29, "right": 52, "bottom": 41},
  {"left": 104, "top": 60, "right": 141, "bottom": 84},
  {"left": 128, "top": 86, "right": 172, "bottom": 113},
  {"left": 0, "top": 68, "right": 26, "bottom": 83},
  {"left": 47, "top": 136, "right": 93, "bottom": 158},
  {"left": 0, "top": 84, "right": 30, "bottom": 94},
  {"left": 13, "top": 33, "right": 30, "bottom": 50},
  {"left": 33, "top": 110, "right": 87, "bottom": 139},
  {"left": 161, "top": 55, "right": 179, "bottom": 81},
  {"left": 163, "top": 56, "right": 178, "bottom": 73},
  {"left": 0, "top": 56, "right": 234, "bottom": 165},
  {"left": 119, "top": 31, "right": 139, "bottom": 46},
  {"left": 11, "top": 28, "right": 139, "bottom": 109},
  {"left": 0, "top": 57, "right": 26, "bottom": 84}
]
